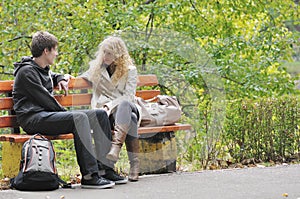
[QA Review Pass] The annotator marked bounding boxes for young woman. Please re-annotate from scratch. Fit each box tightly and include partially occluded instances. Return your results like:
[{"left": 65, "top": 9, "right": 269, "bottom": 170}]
[{"left": 82, "top": 36, "right": 140, "bottom": 181}]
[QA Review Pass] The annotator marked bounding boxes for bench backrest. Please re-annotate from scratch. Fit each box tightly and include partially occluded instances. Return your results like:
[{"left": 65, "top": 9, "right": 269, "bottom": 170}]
[{"left": 0, "top": 75, "right": 160, "bottom": 131}]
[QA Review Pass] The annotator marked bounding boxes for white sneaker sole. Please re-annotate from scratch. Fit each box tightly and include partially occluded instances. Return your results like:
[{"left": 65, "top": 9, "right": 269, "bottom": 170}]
[
  {"left": 115, "top": 178, "right": 128, "bottom": 184},
  {"left": 81, "top": 182, "right": 115, "bottom": 189}
]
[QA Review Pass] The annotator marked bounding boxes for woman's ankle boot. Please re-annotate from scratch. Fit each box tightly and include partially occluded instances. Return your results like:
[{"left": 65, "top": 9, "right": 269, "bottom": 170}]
[
  {"left": 126, "top": 138, "right": 139, "bottom": 181},
  {"left": 106, "top": 126, "right": 127, "bottom": 162}
]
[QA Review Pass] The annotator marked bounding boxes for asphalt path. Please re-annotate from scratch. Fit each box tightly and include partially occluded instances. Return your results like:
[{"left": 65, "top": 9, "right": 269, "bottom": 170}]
[{"left": 1, "top": 164, "right": 300, "bottom": 199}]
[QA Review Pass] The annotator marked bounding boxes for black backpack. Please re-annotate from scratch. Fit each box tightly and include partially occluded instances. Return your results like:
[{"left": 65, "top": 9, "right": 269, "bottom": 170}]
[{"left": 11, "top": 134, "right": 71, "bottom": 191}]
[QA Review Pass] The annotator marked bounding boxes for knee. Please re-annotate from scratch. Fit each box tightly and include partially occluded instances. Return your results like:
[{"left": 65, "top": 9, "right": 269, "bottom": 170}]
[
  {"left": 73, "top": 112, "right": 89, "bottom": 121},
  {"left": 95, "top": 109, "right": 110, "bottom": 124},
  {"left": 119, "top": 100, "right": 131, "bottom": 108},
  {"left": 95, "top": 109, "right": 108, "bottom": 118}
]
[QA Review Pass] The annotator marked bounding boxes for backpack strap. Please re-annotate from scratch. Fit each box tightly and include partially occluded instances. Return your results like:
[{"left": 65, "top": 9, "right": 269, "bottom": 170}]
[{"left": 32, "top": 133, "right": 47, "bottom": 140}]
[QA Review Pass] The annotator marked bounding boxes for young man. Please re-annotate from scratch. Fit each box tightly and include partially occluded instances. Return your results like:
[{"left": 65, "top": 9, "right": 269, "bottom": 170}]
[{"left": 12, "top": 31, "right": 127, "bottom": 189}]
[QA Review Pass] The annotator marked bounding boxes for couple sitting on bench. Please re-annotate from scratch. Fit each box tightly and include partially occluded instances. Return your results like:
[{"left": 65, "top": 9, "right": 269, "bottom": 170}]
[{"left": 13, "top": 31, "right": 140, "bottom": 189}]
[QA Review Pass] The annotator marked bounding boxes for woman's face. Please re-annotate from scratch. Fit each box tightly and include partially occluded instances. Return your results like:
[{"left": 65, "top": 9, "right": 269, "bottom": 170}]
[{"left": 103, "top": 49, "right": 116, "bottom": 65}]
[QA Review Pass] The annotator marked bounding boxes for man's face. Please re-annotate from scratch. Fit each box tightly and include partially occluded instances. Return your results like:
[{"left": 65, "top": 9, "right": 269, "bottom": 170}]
[{"left": 45, "top": 46, "right": 58, "bottom": 65}]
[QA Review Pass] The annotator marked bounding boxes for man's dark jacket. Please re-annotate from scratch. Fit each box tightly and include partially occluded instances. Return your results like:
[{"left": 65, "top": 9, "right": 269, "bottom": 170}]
[{"left": 12, "top": 56, "right": 66, "bottom": 124}]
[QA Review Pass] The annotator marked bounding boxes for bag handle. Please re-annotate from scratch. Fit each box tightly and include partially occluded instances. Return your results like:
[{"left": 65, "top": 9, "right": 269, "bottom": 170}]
[{"left": 145, "top": 96, "right": 158, "bottom": 102}]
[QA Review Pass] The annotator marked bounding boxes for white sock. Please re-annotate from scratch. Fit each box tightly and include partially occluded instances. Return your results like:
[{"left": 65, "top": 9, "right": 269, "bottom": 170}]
[
  {"left": 98, "top": 170, "right": 105, "bottom": 176},
  {"left": 83, "top": 173, "right": 93, "bottom": 180}
]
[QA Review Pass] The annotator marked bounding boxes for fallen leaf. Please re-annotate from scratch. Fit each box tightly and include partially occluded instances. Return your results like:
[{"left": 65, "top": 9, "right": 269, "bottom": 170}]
[
  {"left": 282, "top": 193, "right": 288, "bottom": 197},
  {"left": 256, "top": 164, "right": 265, "bottom": 168}
]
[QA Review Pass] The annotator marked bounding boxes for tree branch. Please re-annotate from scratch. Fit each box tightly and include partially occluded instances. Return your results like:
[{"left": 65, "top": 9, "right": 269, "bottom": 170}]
[
  {"left": 221, "top": 75, "right": 244, "bottom": 86},
  {"left": 189, "top": 0, "right": 208, "bottom": 23},
  {"left": 0, "top": 35, "right": 32, "bottom": 45},
  {"left": 142, "top": 9, "right": 155, "bottom": 71},
  {"left": 144, "top": 0, "right": 156, "bottom": 4}
]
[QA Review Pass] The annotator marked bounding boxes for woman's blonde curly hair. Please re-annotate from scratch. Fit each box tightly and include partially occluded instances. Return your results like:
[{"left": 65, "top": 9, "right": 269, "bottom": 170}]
[{"left": 88, "top": 36, "right": 133, "bottom": 85}]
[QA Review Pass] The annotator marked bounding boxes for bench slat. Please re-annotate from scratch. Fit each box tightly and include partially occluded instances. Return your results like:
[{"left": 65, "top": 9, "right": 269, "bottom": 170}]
[
  {"left": 0, "top": 123, "right": 191, "bottom": 143},
  {"left": 0, "top": 94, "right": 93, "bottom": 110},
  {"left": 135, "top": 90, "right": 160, "bottom": 100},
  {"left": 0, "top": 115, "right": 18, "bottom": 128},
  {"left": 0, "top": 97, "right": 13, "bottom": 110},
  {"left": 138, "top": 123, "right": 192, "bottom": 134},
  {"left": 0, "top": 91, "right": 161, "bottom": 110},
  {"left": 137, "top": 75, "right": 158, "bottom": 86},
  {"left": 0, "top": 134, "right": 74, "bottom": 143},
  {"left": 1, "top": 115, "right": 191, "bottom": 133},
  {"left": 0, "top": 75, "right": 158, "bottom": 93},
  {"left": 0, "top": 80, "right": 13, "bottom": 93},
  {"left": 68, "top": 75, "right": 159, "bottom": 88},
  {"left": 55, "top": 94, "right": 92, "bottom": 107}
]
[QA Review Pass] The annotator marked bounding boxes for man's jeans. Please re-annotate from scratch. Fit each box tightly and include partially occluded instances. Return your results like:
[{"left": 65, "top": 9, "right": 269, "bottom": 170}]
[{"left": 19, "top": 109, "right": 113, "bottom": 176}]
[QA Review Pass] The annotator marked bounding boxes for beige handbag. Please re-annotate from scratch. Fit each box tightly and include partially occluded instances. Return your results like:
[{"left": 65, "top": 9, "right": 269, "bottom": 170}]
[{"left": 135, "top": 95, "right": 182, "bottom": 127}]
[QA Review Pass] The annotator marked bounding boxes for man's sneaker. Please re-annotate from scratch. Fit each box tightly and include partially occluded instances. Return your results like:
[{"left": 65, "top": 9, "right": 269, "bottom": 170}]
[
  {"left": 103, "top": 169, "right": 128, "bottom": 184},
  {"left": 81, "top": 173, "right": 115, "bottom": 189}
]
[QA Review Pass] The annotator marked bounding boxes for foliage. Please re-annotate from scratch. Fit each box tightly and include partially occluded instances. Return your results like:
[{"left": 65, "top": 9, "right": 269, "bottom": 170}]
[
  {"left": 1, "top": 0, "right": 299, "bottom": 98},
  {"left": 1, "top": 0, "right": 300, "bottom": 173},
  {"left": 171, "top": 0, "right": 300, "bottom": 99},
  {"left": 53, "top": 140, "right": 79, "bottom": 180},
  {"left": 180, "top": 95, "right": 300, "bottom": 169},
  {"left": 224, "top": 95, "right": 300, "bottom": 162}
]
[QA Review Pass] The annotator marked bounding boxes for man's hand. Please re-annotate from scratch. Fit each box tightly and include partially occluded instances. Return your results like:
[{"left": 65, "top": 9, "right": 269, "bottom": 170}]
[
  {"left": 58, "top": 74, "right": 72, "bottom": 96},
  {"left": 102, "top": 106, "right": 110, "bottom": 116}
]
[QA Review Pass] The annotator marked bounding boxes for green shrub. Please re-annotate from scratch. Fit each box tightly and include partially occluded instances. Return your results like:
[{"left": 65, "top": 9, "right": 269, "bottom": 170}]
[
  {"left": 180, "top": 95, "right": 300, "bottom": 170},
  {"left": 224, "top": 95, "right": 300, "bottom": 162}
]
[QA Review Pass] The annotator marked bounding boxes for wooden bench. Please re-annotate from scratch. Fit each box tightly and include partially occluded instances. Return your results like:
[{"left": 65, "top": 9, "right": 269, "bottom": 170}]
[{"left": 0, "top": 75, "right": 191, "bottom": 177}]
